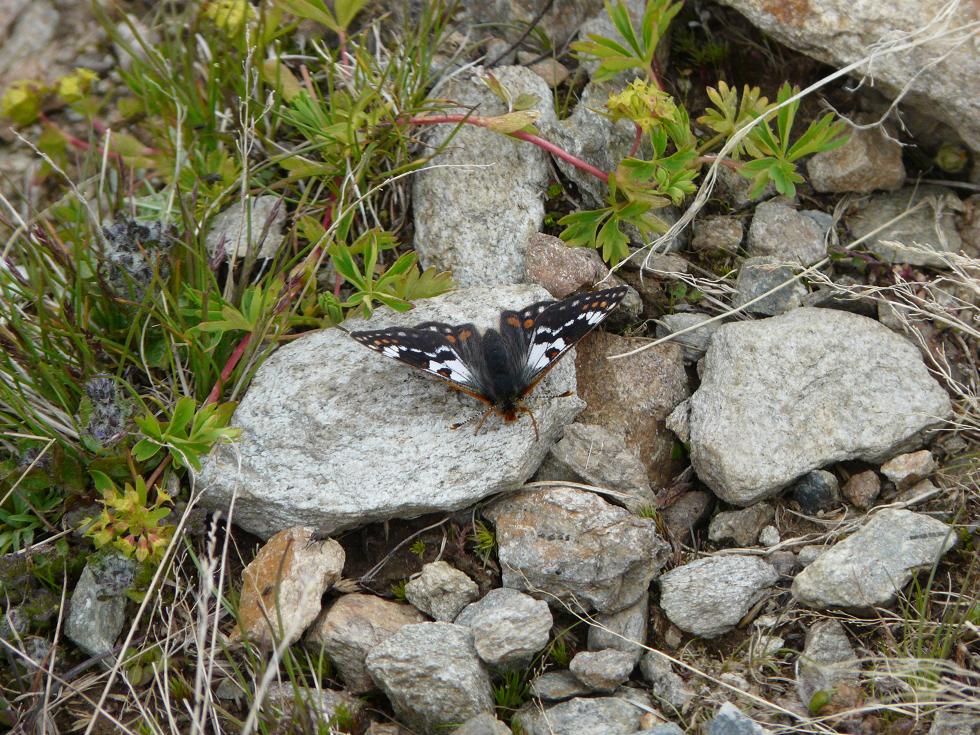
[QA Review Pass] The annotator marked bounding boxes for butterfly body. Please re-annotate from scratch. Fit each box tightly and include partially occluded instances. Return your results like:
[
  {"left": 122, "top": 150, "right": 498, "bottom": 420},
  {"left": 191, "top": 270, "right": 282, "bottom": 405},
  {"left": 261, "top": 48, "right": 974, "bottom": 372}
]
[{"left": 350, "top": 286, "right": 628, "bottom": 435}]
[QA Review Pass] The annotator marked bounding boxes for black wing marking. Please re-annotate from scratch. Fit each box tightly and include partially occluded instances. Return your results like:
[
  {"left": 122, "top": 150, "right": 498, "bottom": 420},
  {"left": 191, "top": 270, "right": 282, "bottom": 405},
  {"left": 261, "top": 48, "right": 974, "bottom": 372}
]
[
  {"left": 518, "top": 286, "right": 629, "bottom": 396},
  {"left": 350, "top": 322, "right": 493, "bottom": 403},
  {"left": 498, "top": 298, "right": 555, "bottom": 380}
]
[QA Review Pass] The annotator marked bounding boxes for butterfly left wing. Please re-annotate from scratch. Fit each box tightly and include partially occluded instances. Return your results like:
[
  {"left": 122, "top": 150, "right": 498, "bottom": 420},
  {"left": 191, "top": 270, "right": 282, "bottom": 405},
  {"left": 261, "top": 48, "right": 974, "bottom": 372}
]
[
  {"left": 510, "top": 286, "right": 629, "bottom": 397},
  {"left": 350, "top": 322, "right": 493, "bottom": 405}
]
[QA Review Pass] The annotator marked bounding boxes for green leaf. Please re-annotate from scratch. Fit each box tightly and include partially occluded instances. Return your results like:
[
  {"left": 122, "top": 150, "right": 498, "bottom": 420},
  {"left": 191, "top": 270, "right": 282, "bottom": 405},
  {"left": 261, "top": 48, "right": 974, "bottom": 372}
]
[
  {"left": 334, "top": 0, "right": 368, "bottom": 28},
  {"left": 274, "top": 0, "right": 338, "bottom": 31},
  {"left": 558, "top": 209, "right": 609, "bottom": 248},
  {"left": 597, "top": 216, "right": 630, "bottom": 265}
]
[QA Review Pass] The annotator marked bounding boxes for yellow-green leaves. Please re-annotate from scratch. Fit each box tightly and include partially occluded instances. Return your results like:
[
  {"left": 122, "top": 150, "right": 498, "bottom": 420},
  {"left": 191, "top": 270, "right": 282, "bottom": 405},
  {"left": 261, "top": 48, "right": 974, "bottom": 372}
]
[
  {"left": 203, "top": 0, "right": 256, "bottom": 34},
  {"left": 85, "top": 473, "right": 174, "bottom": 564},
  {"left": 698, "top": 81, "right": 770, "bottom": 157},
  {"left": 606, "top": 79, "right": 678, "bottom": 133},
  {"left": 2, "top": 80, "right": 47, "bottom": 125},
  {"left": 57, "top": 68, "right": 97, "bottom": 104}
]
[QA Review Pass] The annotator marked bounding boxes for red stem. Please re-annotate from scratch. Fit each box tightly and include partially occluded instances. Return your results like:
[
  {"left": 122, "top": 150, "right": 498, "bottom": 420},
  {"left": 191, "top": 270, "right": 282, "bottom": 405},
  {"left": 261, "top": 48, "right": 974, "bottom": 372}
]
[
  {"left": 628, "top": 123, "right": 643, "bottom": 158},
  {"left": 697, "top": 155, "right": 742, "bottom": 172},
  {"left": 406, "top": 114, "right": 609, "bottom": 184}
]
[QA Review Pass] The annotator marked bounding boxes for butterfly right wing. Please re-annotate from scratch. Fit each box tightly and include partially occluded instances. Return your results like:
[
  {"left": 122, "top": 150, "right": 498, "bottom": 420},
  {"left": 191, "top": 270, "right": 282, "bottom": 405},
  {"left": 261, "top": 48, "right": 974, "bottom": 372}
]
[{"left": 350, "top": 322, "right": 494, "bottom": 405}]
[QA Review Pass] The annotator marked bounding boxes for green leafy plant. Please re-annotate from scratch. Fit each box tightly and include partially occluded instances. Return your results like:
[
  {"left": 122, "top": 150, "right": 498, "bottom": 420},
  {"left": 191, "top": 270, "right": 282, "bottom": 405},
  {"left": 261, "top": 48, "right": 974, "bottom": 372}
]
[
  {"left": 554, "top": 5, "right": 848, "bottom": 264},
  {"left": 736, "top": 82, "right": 849, "bottom": 197},
  {"left": 571, "top": 0, "right": 682, "bottom": 82},
  {"left": 409, "top": 540, "right": 427, "bottom": 558},
  {"left": 133, "top": 397, "right": 240, "bottom": 472},
  {"left": 84, "top": 473, "right": 174, "bottom": 564},
  {"left": 390, "top": 579, "right": 408, "bottom": 601},
  {"left": 492, "top": 670, "right": 530, "bottom": 712}
]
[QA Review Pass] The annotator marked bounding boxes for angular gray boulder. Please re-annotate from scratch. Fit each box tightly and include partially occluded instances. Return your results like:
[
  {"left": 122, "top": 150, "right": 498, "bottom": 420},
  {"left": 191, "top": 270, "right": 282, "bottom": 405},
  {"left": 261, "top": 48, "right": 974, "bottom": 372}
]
[{"left": 687, "top": 308, "right": 951, "bottom": 505}]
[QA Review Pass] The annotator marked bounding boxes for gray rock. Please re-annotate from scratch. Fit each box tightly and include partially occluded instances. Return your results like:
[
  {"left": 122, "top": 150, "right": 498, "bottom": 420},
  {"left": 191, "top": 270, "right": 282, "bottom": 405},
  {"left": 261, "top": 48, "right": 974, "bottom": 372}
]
[
  {"left": 205, "top": 195, "right": 285, "bottom": 262},
  {"left": 846, "top": 185, "right": 963, "bottom": 268},
  {"left": 639, "top": 651, "right": 693, "bottom": 712},
  {"left": 588, "top": 594, "right": 648, "bottom": 665},
  {"left": 747, "top": 200, "right": 830, "bottom": 265},
  {"left": 707, "top": 702, "right": 771, "bottom": 735},
  {"left": 928, "top": 709, "right": 980, "bottom": 735},
  {"left": 896, "top": 478, "right": 941, "bottom": 506},
  {"left": 65, "top": 552, "right": 134, "bottom": 658},
  {"left": 541, "top": 423, "right": 658, "bottom": 513},
  {"left": 665, "top": 400, "right": 690, "bottom": 445},
  {"left": 485, "top": 486, "right": 669, "bottom": 613},
  {"left": 708, "top": 503, "right": 774, "bottom": 547},
  {"left": 664, "top": 491, "right": 715, "bottom": 545},
  {"left": 792, "top": 508, "right": 958, "bottom": 609},
  {"left": 305, "top": 593, "right": 426, "bottom": 693},
  {"left": 768, "top": 550, "right": 797, "bottom": 576},
  {"left": 758, "top": 526, "right": 780, "bottom": 547},
  {"left": 454, "top": 587, "right": 553, "bottom": 670},
  {"left": 466, "top": 0, "right": 605, "bottom": 47},
  {"left": 796, "top": 545, "right": 825, "bottom": 568},
  {"left": 525, "top": 232, "right": 607, "bottom": 298},
  {"left": 658, "top": 556, "right": 779, "bottom": 638},
  {"left": 451, "top": 713, "right": 512, "bottom": 735},
  {"left": 514, "top": 695, "right": 646, "bottom": 735},
  {"left": 569, "top": 648, "right": 635, "bottom": 692},
  {"left": 692, "top": 215, "right": 744, "bottom": 253},
  {"left": 795, "top": 620, "right": 859, "bottom": 709},
  {"left": 732, "top": 256, "right": 807, "bottom": 316},
  {"left": 637, "top": 726, "right": 685, "bottom": 735},
  {"left": 880, "top": 450, "right": 936, "bottom": 490},
  {"left": 405, "top": 561, "right": 479, "bottom": 623},
  {"left": 807, "top": 117, "right": 906, "bottom": 193},
  {"left": 687, "top": 308, "right": 952, "bottom": 506},
  {"left": 841, "top": 470, "right": 881, "bottom": 510},
  {"left": 789, "top": 470, "right": 841, "bottom": 514},
  {"left": 413, "top": 67, "right": 556, "bottom": 287},
  {"left": 528, "top": 670, "right": 592, "bottom": 701},
  {"left": 364, "top": 623, "right": 494, "bottom": 734},
  {"left": 712, "top": 0, "right": 980, "bottom": 153},
  {"left": 199, "top": 285, "right": 583, "bottom": 538},
  {"left": 656, "top": 313, "right": 722, "bottom": 363}
]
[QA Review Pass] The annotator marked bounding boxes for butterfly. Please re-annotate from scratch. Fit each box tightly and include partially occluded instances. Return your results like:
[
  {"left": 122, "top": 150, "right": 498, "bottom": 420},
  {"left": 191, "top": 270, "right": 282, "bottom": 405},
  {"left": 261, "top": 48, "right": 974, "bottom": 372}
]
[{"left": 350, "top": 286, "right": 629, "bottom": 439}]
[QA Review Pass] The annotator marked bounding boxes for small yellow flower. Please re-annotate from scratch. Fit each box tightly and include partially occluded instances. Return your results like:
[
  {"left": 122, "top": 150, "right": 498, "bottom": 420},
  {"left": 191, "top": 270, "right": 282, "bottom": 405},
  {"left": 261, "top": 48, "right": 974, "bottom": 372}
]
[
  {"left": 1, "top": 79, "right": 46, "bottom": 125},
  {"left": 57, "top": 68, "right": 97, "bottom": 104},
  {"left": 606, "top": 79, "right": 677, "bottom": 132}
]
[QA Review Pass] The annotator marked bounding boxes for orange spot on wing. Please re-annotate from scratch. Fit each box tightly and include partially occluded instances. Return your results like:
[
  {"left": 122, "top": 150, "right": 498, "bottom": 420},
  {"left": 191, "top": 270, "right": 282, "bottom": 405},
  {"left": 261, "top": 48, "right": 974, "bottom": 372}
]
[
  {"left": 523, "top": 318, "right": 534, "bottom": 329},
  {"left": 446, "top": 334, "right": 457, "bottom": 344},
  {"left": 458, "top": 329, "right": 472, "bottom": 341},
  {"left": 506, "top": 316, "right": 521, "bottom": 328}
]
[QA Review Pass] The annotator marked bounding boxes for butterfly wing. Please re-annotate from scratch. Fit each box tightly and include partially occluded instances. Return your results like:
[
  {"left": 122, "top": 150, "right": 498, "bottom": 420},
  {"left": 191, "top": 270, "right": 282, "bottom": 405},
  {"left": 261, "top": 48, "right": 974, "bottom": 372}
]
[
  {"left": 510, "top": 286, "right": 629, "bottom": 397},
  {"left": 350, "top": 322, "right": 494, "bottom": 405}
]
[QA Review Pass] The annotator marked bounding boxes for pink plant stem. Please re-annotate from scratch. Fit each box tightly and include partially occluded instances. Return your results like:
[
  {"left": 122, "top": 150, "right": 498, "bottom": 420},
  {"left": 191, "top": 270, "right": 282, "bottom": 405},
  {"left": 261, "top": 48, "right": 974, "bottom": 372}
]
[
  {"left": 697, "top": 155, "right": 742, "bottom": 172},
  {"left": 628, "top": 123, "right": 643, "bottom": 157},
  {"left": 406, "top": 115, "right": 609, "bottom": 184}
]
